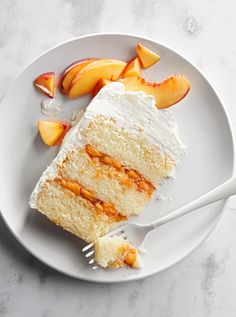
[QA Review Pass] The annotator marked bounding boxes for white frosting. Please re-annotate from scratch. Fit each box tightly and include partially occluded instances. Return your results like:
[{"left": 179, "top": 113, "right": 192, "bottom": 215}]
[
  {"left": 61, "top": 110, "right": 85, "bottom": 146},
  {"left": 81, "top": 82, "right": 185, "bottom": 162},
  {"left": 41, "top": 98, "right": 63, "bottom": 116},
  {"left": 30, "top": 82, "right": 185, "bottom": 208},
  {"left": 70, "top": 110, "right": 85, "bottom": 127}
]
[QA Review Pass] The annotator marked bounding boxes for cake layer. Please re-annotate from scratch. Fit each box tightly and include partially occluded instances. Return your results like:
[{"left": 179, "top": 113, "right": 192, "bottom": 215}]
[
  {"left": 37, "top": 182, "right": 124, "bottom": 242},
  {"left": 61, "top": 147, "right": 153, "bottom": 216},
  {"left": 94, "top": 235, "right": 139, "bottom": 269},
  {"left": 85, "top": 144, "right": 155, "bottom": 195},
  {"left": 30, "top": 82, "right": 185, "bottom": 247},
  {"left": 81, "top": 115, "right": 175, "bottom": 187}
]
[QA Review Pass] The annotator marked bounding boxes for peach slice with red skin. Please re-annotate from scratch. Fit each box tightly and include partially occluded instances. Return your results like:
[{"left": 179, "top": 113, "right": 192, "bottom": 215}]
[
  {"left": 93, "top": 78, "right": 112, "bottom": 96},
  {"left": 119, "top": 75, "right": 190, "bottom": 109},
  {"left": 34, "top": 72, "right": 55, "bottom": 98},
  {"left": 136, "top": 43, "right": 160, "bottom": 69},
  {"left": 122, "top": 57, "right": 142, "bottom": 78},
  {"left": 59, "top": 59, "right": 95, "bottom": 94},
  {"left": 38, "top": 120, "right": 71, "bottom": 146},
  {"left": 93, "top": 75, "right": 190, "bottom": 108},
  {"left": 68, "top": 59, "right": 127, "bottom": 99}
]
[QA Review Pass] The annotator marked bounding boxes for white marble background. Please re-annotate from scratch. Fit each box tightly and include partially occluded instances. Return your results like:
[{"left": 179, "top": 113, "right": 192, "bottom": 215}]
[{"left": 1, "top": 1, "right": 236, "bottom": 316}]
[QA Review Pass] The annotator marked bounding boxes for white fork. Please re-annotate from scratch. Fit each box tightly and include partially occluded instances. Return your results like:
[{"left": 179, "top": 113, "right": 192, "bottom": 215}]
[{"left": 82, "top": 177, "right": 236, "bottom": 269}]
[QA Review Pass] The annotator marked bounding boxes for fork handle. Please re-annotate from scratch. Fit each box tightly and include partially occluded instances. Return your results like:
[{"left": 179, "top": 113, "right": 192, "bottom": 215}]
[{"left": 148, "top": 177, "right": 236, "bottom": 230}]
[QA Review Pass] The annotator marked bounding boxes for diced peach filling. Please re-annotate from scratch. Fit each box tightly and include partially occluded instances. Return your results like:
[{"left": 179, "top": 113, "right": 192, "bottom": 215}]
[
  {"left": 85, "top": 144, "right": 155, "bottom": 195},
  {"left": 55, "top": 178, "right": 126, "bottom": 221},
  {"left": 109, "top": 245, "right": 137, "bottom": 268},
  {"left": 124, "top": 247, "right": 137, "bottom": 266}
]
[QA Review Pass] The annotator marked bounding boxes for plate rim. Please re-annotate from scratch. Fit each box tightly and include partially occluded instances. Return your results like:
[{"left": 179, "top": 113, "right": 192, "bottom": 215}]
[{"left": 0, "top": 32, "right": 234, "bottom": 283}]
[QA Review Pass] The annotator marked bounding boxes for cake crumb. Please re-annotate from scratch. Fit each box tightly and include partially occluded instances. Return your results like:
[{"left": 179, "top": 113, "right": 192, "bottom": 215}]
[
  {"left": 138, "top": 248, "right": 147, "bottom": 254},
  {"left": 156, "top": 193, "right": 165, "bottom": 201}
]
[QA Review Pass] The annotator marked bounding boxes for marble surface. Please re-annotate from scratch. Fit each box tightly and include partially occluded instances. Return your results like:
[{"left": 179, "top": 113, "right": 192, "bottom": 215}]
[{"left": 1, "top": 0, "right": 236, "bottom": 316}]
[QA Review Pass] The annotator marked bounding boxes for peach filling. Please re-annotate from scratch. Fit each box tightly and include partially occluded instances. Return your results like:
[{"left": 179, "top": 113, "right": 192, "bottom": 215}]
[
  {"left": 109, "top": 245, "right": 137, "bottom": 268},
  {"left": 54, "top": 178, "right": 126, "bottom": 221},
  {"left": 124, "top": 247, "right": 137, "bottom": 267},
  {"left": 85, "top": 144, "right": 155, "bottom": 195}
]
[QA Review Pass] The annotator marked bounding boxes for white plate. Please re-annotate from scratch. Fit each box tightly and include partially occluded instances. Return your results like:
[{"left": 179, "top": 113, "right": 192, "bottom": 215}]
[{"left": 0, "top": 33, "right": 234, "bottom": 283}]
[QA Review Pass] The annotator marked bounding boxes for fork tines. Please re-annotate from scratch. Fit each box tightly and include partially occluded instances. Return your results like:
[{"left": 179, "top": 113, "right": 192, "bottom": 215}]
[{"left": 82, "top": 242, "right": 94, "bottom": 252}]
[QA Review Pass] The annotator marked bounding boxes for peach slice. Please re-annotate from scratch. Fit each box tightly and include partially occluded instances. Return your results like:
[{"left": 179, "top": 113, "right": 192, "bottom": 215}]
[
  {"left": 60, "top": 59, "right": 95, "bottom": 94},
  {"left": 136, "top": 43, "right": 160, "bottom": 69},
  {"left": 68, "top": 59, "right": 126, "bottom": 99},
  {"left": 93, "top": 78, "right": 111, "bottom": 96},
  {"left": 122, "top": 57, "right": 142, "bottom": 78},
  {"left": 120, "top": 75, "right": 190, "bottom": 109},
  {"left": 38, "top": 120, "right": 71, "bottom": 146},
  {"left": 34, "top": 72, "right": 55, "bottom": 98}
]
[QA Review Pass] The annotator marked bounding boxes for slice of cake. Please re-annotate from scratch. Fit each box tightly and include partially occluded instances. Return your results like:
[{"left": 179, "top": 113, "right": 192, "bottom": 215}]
[
  {"left": 94, "top": 236, "right": 140, "bottom": 269},
  {"left": 30, "top": 82, "right": 185, "bottom": 243}
]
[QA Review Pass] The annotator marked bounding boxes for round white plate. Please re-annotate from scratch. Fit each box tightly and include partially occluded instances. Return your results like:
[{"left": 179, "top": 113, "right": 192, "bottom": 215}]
[{"left": 0, "top": 33, "right": 234, "bottom": 283}]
